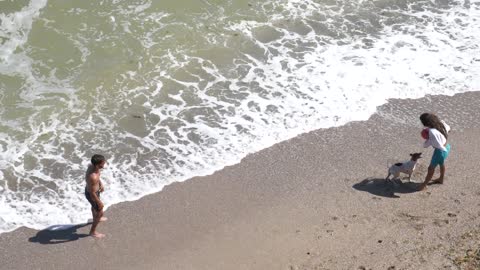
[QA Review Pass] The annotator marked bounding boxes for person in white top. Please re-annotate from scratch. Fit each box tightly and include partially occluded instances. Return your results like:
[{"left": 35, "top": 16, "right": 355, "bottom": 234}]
[{"left": 418, "top": 113, "right": 451, "bottom": 191}]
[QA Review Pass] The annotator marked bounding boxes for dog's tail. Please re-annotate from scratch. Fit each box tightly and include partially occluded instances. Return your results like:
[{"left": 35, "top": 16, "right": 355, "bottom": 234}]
[{"left": 386, "top": 159, "right": 394, "bottom": 168}]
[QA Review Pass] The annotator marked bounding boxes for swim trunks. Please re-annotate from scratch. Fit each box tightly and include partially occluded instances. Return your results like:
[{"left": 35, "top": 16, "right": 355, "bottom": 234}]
[
  {"left": 430, "top": 143, "right": 451, "bottom": 167},
  {"left": 85, "top": 189, "right": 101, "bottom": 212}
]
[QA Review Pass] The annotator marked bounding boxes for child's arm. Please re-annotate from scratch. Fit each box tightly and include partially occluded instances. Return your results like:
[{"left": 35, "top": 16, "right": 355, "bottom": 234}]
[
  {"left": 423, "top": 139, "right": 432, "bottom": 148},
  {"left": 423, "top": 129, "right": 433, "bottom": 148},
  {"left": 441, "top": 120, "right": 451, "bottom": 133}
]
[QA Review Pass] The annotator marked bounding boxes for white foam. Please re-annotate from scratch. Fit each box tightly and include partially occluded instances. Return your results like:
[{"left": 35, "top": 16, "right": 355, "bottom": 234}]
[{"left": 0, "top": 0, "right": 47, "bottom": 66}]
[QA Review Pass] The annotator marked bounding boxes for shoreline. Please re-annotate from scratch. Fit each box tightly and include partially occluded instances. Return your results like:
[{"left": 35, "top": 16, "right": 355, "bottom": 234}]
[{"left": 2, "top": 91, "right": 480, "bottom": 269}]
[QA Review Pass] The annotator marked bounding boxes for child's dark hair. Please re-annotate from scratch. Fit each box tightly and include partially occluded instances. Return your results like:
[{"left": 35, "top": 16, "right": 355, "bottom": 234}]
[
  {"left": 91, "top": 154, "right": 106, "bottom": 165},
  {"left": 420, "top": 113, "right": 448, "bottom": 139}
]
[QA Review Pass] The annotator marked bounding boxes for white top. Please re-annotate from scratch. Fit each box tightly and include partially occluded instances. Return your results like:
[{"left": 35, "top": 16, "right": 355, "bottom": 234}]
[{"left": 423, "top": 120, "right": 450, "bottom": 151}]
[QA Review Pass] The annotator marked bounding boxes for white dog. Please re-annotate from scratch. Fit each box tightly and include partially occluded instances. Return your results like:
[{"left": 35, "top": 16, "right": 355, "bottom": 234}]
[{"left": 386, "top": 152, "right": 422, "bottom": 182}]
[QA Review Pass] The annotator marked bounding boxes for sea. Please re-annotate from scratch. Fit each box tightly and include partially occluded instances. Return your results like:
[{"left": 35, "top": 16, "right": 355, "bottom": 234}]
[{"left": 0, "top": 0, "right": 479, "bottom": 234}]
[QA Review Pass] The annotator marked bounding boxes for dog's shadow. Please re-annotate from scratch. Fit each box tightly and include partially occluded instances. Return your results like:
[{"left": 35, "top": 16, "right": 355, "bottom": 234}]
[
  {"left": 353, "top": 178, "right": 421, "bottom": 198},
  {"left": 28, "top": 223, "right": 91, "bottom": 244}
]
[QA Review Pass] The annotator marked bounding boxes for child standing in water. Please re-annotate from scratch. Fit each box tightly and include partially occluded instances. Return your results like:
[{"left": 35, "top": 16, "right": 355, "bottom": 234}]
[
  {"left": 418, "top": 113, "right": 451, "bottom": 191},
  {"left": 85, "top": 154, "right": 108, "bottom": 238}
]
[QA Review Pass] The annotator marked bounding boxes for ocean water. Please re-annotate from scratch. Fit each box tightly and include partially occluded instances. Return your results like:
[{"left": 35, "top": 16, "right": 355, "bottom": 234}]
[{"left": 0, "top": 0, "right": 479, "bottom": 234}]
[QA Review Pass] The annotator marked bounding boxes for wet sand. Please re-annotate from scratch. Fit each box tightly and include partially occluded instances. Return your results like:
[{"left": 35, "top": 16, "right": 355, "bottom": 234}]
[{"left": 1, "top": 92, "right": 480, "bottom": 270}]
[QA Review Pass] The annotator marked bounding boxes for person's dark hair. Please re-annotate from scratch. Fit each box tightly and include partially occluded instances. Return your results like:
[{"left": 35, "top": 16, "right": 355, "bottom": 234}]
[
  {"left": 420, "top": 113, "right": 448, "bottom": 139},
  {"left": 91, "top": 154, "right": 106, "bottom": 166}
]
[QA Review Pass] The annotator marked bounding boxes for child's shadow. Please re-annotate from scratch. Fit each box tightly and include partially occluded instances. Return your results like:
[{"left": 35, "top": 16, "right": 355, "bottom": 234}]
[
  {"left": 29, "top": 223, "right": 91, "bottom": 244},
  {"left": 353, "top": 178, "right": 421, "bottom": 198}
]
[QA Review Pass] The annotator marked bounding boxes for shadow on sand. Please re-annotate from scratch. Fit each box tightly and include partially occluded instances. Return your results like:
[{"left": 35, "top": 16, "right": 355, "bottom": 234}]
[
  {"left": 29, "top": 223, "right": 91, "bottom": 244},
  {"left": 353, "top": 178, "right": 421, "bottom": 198}
]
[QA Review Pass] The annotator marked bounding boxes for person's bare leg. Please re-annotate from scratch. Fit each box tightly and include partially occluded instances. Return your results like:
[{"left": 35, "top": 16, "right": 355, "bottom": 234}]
[
  {"left": 419, "top": 166, "right": 435, "bottom": 191},
  {"left": 90, "top": 207, "right": 107, "bottom": 222},
  {"left": 431, "top": 165, "right": 445, "bottom": 184},
  {"left": 89, "top": 209, "right": 99, "bottom": 235},
  {"left": 89, "top": 209, "right": 105, "bottom": 238}
]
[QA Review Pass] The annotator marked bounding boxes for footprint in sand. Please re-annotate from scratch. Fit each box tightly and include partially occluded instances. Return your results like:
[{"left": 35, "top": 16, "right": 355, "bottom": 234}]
[
  {"left": 447, "top": 213, "right": 457, "bottom": 217},
  {"left": 413, "top": 223, "right": 425, "bottom": 231},
  {"left": 433, "top": 219, "right": 449, "bottom": 227},
  {"left": 419, "top": 192, "right": 431, "bottom": 198},
  {"left": 398, "top": 212, "right": 423, "bottom": 221},
  {"left": 397, "top": 213, "right": 425, "bottom": 231}
]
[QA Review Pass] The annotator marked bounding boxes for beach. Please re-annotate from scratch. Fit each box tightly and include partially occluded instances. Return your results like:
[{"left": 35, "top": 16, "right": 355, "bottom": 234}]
[
  {"left": 2, "top": 0, "right": 480, "bottom": 236},
  {"left": 1, "top": 92, "right": 480, "bottom": 269},
  {"left": 1, "top": 1, "right": 480, "bottom": 269}
]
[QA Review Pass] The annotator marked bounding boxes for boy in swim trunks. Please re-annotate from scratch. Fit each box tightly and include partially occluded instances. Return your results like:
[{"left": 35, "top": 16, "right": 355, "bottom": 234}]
[
  {"left": 85, "top": 154, "right": 107, "bottom": 238},
  {"left": 418, "top": 113, "right": 451, "bottom": 191}
]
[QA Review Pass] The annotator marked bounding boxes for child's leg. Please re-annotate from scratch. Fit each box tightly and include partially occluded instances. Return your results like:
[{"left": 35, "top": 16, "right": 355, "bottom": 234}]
[
  {"left": 434, "top": 164, "right": 445, "bottom": 184},
  {"left": 432, "top": 145, "right": 450, "bottom": 184},
  {"left": 419, "top": 166, "right": 435, "bottom": 190}
]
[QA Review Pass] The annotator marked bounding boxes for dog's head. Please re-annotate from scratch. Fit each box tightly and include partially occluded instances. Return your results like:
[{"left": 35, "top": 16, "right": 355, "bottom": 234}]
[{"left": 409, "top": 152, "right": 422, "bottom": 161}]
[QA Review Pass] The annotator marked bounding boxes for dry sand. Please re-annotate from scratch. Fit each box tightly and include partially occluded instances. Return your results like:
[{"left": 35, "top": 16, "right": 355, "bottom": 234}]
[{"left": 1, "top": 92, "right": 480, "bottom": 270}]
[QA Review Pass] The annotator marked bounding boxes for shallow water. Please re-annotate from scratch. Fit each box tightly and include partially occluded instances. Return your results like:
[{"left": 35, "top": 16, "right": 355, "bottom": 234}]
[{"left": 0, "top": 0, "right": 479, "bottom": 233}]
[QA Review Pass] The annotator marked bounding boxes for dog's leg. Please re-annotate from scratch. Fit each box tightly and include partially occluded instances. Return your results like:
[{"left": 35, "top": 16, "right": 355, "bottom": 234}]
[
  {"left": 385, "top": 173, "right": 391, "bottom": 181},
  {"left": 408, "top": 173, "right": 412, "bottom": 182}
]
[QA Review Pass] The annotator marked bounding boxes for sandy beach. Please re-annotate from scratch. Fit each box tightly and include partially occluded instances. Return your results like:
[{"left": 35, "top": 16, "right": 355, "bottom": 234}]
[{"left": 1, "top": 92, "right": 480, "bottom": 270}]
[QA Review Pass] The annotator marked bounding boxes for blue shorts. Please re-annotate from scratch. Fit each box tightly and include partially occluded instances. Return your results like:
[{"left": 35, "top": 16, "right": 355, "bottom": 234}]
[{"left": 430, "top": 144, "right": 451, "bottom": 167}]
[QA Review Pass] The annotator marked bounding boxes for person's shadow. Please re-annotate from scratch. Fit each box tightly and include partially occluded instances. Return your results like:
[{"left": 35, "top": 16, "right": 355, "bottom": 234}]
[
  {"left": 353, "top": 177, "right": 421, "bottom": 198},
  {"left": 29, "top": 223, "right": 91, "bottom": 244}
]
